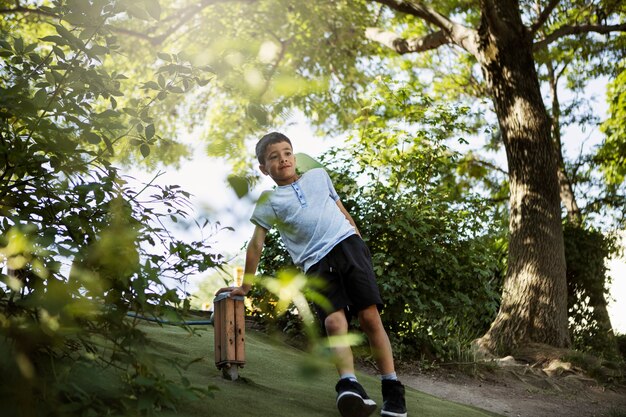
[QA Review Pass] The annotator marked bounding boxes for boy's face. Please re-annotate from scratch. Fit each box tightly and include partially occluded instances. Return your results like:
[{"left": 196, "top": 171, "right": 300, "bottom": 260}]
[{"left": 259, "top": 141, "right": 298, "bottom": 186}]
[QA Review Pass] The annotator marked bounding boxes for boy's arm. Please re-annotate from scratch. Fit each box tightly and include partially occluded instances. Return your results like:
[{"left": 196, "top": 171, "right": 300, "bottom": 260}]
[
  {"left": 216, "top": 225, "right": 267, "bottom": 296},
  {"left": 336, "top": 200, "right": 361, "bottom": 237}
]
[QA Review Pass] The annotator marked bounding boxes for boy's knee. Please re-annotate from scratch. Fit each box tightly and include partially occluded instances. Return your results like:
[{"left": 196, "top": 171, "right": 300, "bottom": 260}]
[
  {"left": 358, "top": 306, "right": 383, "bottom": 332},
  {"left": 324, "top": 311, "right": 347, "bottom": 335}
]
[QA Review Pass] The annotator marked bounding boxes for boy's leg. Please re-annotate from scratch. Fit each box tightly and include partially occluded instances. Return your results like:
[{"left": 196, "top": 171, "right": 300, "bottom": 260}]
[
  {"left": 357, "top": 305, "right": 394, "bottom": 375},
  {"left": 358, "top": 305, "right": 407, "bottom": 417},
  {"left": 324, "top": 310, "right": 355, "bottom": 375},
  {"left": 325, "top": 309, "right": 377, "bottom": 417}
]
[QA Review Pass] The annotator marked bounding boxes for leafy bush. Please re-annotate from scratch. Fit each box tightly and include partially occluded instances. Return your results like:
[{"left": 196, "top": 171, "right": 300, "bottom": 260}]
[
  {"left": 0, "top": 2, "right": 219, "bottom": 415},
  {"left": 564, "top": 224, "right": 620, "bottom": 358}
]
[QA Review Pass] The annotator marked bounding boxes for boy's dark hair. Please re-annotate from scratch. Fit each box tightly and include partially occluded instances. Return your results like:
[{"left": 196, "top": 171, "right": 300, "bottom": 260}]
[{"left": 255, "top": 132, "right": 292, "bottom": 164}]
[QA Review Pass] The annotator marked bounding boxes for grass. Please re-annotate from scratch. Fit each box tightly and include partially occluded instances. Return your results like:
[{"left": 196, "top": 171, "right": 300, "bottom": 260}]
[{"left": 138, "top": 321, "right": 501, "bottom": 417}]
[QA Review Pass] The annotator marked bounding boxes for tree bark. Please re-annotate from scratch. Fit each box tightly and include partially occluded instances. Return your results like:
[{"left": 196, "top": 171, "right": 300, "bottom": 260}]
[
  {"left": 546, "top": 61, "right": 582, "bottom": 225},
  {"left": 473, "top": 1, "right": 570, "bottom": 354}
]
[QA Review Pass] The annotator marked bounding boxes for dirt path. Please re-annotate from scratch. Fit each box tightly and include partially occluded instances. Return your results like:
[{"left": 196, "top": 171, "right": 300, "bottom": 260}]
[{"left": 397, "top": 366, "right": 626, "bottom": 417}]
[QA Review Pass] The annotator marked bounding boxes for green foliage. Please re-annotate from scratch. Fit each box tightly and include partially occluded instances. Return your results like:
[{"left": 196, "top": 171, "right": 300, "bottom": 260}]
[
  {"left": 326, "top": 81, "right": 504, "bottom": 360},
  {"left": 83, "top": 0, "right": 377, "bottom": 171},
  {"left": 0, "top": 1, "right": 222, "bottom": 415},
  {"left": 599, "top": 62, "right": 626, "bottom": 188},
  {"left": 189, "top": 265, "right": 236, "bottom": 310},
  {"left": 564, "top": 223, "right": 619, "bottom": 357},
  {"left": 251, "top": 230, "right": 305, "bottom": 337}
]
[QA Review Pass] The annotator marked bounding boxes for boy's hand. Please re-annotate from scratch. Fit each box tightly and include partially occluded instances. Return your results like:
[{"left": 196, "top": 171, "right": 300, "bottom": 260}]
[{"left": 215, "top": 286, "right": 249, "bottom": 297}]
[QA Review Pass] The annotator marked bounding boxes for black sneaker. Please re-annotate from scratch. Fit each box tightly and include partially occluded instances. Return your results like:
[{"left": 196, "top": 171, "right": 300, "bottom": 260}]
[
  {"left": 381, "top": 380, "right": 407, "bottom": 417},
  {"left": 335, "top": 378, "right": 377, "bottom": 417}
]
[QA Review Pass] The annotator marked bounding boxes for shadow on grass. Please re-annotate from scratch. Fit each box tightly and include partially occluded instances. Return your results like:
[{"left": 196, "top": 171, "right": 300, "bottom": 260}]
[{"left": 140, "top": 322, "right": 501, "bottom": 417}]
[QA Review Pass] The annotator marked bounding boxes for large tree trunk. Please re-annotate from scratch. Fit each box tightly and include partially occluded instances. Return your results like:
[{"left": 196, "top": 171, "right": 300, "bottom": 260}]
[{"left": 474, "top": 2, "right": 570, "bottom": 354}]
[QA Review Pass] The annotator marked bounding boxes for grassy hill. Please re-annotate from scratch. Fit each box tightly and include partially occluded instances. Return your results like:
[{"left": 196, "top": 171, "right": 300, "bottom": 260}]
[{"left": 141, "top": 321, "right": 500, "bottom": 417}]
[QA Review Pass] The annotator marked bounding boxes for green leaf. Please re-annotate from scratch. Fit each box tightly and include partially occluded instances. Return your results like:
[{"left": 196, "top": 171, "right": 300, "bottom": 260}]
[
  {"left": 13, "top": 37, "right": 24, "bottom": 53},
  {"left": 88, "top": 44, "right": 109, "bottom": 56},
  {"left": 98, "top": 109, "right": 120, "bottom": 118},
  {"left": 123, "top": 107, "right": 138, "bottom": 117},
  {"left": 145, "top": 0, "right": 162, "bottom": 20},
  {"left": 79, "top": 27, "right": 98, "bottom": 40},
  {"left": 246, "top": 103, "right": 268, "bottom": 126},
  {"left": 227, "top": 175, "right": 249, "bottom": 198},
  {"left": 63, "top": 12, "right": 89, "bottom": 26},
  {"left": 167, "top": 85, "right": 183, "bottom": 94},
  {"left": 102, "top": 135, "right": 114, "bottom": 155},
  {"left": 52, "top": 45, "right": 66, "bottom": 60},
  {"left": 295, "top": 153, "right": 324, "bottom": 173},
  {"left": 140, "top": 143, "right": 150, "bottom": 158},
  {"left": 84, "top": 132, "right": 101, "bottom": 144},
  {"left": 145, "top": 124, "right": 155, "bottom": 140},
  {"left": 54, "top": 24, "right": 75, "bottom": 42},
  {"left": 142, "top": 81, "right": 159, "bottom": 90},
  {"left": 157, "top": 52, "right": 171, "bottom": 61},
  {"left": 140, "top": 109, "right": 152, "bottom": 123},
  {"left": 45, "top": 72, "right": 56, "bottom": 85},
  {"left": 33, "top": 88, "right": 48, "bottom": 107},
  {"left": 40, "top": 35, "right": 66, "bottom": 46}
]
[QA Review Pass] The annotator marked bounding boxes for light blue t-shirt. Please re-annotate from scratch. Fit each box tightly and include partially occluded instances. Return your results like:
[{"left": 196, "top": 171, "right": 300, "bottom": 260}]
[{"left": 251, "top": 168, "right": 356, "bottom": 272}]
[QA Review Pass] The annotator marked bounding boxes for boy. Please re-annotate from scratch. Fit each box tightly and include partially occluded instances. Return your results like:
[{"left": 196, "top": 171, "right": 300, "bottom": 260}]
[{"left": 219, "top": 132, "right": 407, "bottom": 417}]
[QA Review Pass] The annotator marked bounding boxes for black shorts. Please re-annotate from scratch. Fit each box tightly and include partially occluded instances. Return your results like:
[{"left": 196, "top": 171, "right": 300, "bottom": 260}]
[{"left": 306, "top": 235, "right": 383, "bottom": 322}]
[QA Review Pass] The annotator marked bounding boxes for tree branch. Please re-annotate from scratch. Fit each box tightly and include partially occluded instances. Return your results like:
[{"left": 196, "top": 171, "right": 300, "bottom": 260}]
[
  {"left": 2, "top": 0, "right": 258, "bottom": 47},
  {"left": 367, "top": 0, "right": 480, "bottom": 56},
  {"left": 534, "top": 23, "right": 626, "bottom": 50},
  {"left": 467, "top": 156, "right": 509, "bottom": 176},
  {"left": 0, "top": 5, "right": 56, "bottom": 18},
  {"left": 257, "top": 37, "right": 292, "bottom": 99},
  {"left": 365, "top": 28, "right": 449, "bottom": 54},
  {"left": 368, "top": 0, "right": 454, "bottom": 31},
  {"left": 530, "top": 0, "right": 561, "bottom": 35},
  {"left": 110, "top": 0, "right": 258, "bottom": 46}
]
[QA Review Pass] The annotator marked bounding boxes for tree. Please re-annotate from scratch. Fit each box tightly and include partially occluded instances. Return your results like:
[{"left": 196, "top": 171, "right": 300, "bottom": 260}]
[{"left": 361, "top": 0, "right": 625, "bottom": 355}]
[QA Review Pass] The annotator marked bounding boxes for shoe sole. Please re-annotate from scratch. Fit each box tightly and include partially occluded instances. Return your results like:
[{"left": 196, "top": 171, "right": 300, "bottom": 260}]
[
  {"left": 381, "top": 410, "right": 407, "bottom": 417},
  {"left": 337, "top": 392, "right": 377, "bottom": 417}
]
